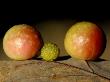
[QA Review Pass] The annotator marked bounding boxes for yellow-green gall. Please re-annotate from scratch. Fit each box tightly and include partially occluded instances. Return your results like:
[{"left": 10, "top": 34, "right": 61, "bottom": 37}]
[{"left": 41, "top": 42, "right": 59, "bottom": 61}]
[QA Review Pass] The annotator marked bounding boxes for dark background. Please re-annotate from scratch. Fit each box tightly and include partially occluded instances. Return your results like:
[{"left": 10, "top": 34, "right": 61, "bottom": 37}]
[
  {"left": 0, "top": 2, "right": 110, "bottom": 60},
  {"left": 0, "top": 8, "right": 109, "bottom": 37}
]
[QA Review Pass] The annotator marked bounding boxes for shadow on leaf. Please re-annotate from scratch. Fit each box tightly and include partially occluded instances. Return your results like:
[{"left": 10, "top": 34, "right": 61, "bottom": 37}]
[
  {"left": 87, "top": 58, "right": 106, "bottom": 62},
  {"left": 56, "top": 56, "right": 71, "bottom": 61}
]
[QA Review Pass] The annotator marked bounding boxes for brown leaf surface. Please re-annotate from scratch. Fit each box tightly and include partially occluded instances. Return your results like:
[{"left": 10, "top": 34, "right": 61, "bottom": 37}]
[{"left": 0, "top": 60, "right": 109, "bottom": 82}]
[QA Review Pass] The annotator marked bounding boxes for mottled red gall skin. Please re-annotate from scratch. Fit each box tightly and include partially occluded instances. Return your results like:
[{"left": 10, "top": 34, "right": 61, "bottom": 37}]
[
  {"left": 64, "top": 22, "right": 106, "bottom": 60},
  {"left": 3, "top": 24, "right": 43, "bottom": 60}
]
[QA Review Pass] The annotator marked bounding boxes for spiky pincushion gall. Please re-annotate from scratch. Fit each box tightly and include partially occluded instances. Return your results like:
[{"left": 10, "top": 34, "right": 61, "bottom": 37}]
[{"left": 41, "top": 42, "right": 59, "bottom": 61}]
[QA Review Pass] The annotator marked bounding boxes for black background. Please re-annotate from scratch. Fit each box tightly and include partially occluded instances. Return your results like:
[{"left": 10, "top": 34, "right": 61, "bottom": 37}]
[
  {"left": 0, "top": 1, "right": 109, "bottom": 37},
  {"left": 0, "top": 1, "right": 110, "bottom": 60}
]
